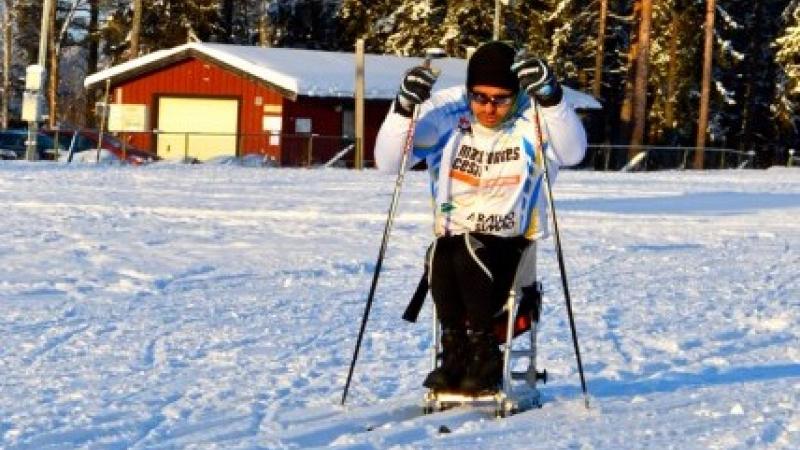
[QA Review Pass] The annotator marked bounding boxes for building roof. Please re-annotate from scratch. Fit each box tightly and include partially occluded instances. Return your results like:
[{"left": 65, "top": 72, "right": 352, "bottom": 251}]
[{"left": 84, "top": 43, "right": 601, "bottom": 109}]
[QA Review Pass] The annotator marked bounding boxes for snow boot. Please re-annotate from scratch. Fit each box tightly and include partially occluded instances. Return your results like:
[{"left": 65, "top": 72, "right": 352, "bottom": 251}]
[
  {"left": 459, "top": 330, "right": 502, "bottom": 394},
  {"left": 423, "top": 328, "right": 467, "bottom": 391}
]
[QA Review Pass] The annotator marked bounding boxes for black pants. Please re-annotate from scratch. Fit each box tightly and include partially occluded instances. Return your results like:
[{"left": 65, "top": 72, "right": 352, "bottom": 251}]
[{"left": 430, "top": 233, "right": 529, "bottom": 331}]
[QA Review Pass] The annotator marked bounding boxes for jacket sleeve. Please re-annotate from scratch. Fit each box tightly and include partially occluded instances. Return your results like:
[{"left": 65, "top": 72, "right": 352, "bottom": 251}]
[
  {"left": 374, "top": 100, "right": 444, "bottom": 173},
  {"left": 538, "top": 98, "right": 587, "bottom": 167}
]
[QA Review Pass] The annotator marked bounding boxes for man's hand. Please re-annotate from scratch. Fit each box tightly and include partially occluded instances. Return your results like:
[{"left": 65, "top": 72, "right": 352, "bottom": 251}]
[
  {"left": 394, "top": 66, "right": 438, "bottom": 117},
  {"left": 511, "top": 55, "right": 563, "bottom": 107}
]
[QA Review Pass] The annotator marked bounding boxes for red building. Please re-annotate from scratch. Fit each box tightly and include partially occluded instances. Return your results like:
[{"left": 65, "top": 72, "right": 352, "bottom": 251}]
[{"left": 83, "top": 43, "right": 469, "bottom": 166}]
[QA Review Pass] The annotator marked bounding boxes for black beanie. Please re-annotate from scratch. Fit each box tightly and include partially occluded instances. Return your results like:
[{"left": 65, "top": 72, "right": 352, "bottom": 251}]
[{"left": 466, "top": 41, "right": 518, "bottom": 93}]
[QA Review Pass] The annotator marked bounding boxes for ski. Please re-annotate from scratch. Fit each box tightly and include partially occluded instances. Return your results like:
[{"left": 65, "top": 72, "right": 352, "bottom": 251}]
[{"left": 423, "top": 385, "right": 543, "bottom": 418}]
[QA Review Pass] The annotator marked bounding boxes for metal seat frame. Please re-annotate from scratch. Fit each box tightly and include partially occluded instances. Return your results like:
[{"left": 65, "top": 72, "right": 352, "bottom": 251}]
[{"left": 422, "top": 280, "right": 546, "bottom": 418}]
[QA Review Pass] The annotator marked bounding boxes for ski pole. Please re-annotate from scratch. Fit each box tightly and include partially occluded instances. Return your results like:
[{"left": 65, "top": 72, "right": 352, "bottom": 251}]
[
  {"left": 532, "top": 98, "right": 591, "bottom": 409},
  {"left": 341, "top": 51, "right": 443, "bottom": 406}
]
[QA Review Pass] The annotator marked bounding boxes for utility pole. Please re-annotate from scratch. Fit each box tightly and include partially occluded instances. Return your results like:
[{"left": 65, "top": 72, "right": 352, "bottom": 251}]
[{"left": 24, "top": 0, "right": 54, "bottom": 161}]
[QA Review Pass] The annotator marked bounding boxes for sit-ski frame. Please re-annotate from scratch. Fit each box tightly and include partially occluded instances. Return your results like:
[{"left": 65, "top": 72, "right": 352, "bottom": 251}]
[{"left": 422, "top": 282, "right": 547, "bottom": 418}]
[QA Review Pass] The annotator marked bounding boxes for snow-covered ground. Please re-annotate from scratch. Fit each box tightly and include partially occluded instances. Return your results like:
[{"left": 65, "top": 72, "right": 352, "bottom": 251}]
[{"left": 0, "top": 162, "right": 798, "bottom": 449}]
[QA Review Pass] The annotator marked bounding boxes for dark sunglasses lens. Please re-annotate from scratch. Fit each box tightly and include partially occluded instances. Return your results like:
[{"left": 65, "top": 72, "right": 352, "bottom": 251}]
[
  {"left": 470, "top": 93, "right": 490, "bottom": 104},
  {"left": 494, "top": 95, "right": 513, "bottom": 105},
  {"left": 470, "top": 92, "right": 512, "bottom": 106}
]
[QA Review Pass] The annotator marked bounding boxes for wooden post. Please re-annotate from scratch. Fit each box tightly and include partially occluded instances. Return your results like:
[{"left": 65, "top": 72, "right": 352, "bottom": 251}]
[
  {"left": 306, "top": 134, "right": 314, "bottom": 167},
  {"left": 122, "top": 132, "right": 127, "bottom": 162},
  {"left": 355, "top": 39, "right": 365, "bottom": 170},
  {"left": 95, "top": 78, "right": 111, "bottom": 163}
]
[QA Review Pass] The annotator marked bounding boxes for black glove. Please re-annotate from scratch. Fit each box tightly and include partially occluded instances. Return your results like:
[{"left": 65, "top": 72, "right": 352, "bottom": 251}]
[
  {"left": 393, "top": 65, "right": 438, "bottom": 117},
  {"left": 511, "top": 55, "right": 563, "bottom": 107}
]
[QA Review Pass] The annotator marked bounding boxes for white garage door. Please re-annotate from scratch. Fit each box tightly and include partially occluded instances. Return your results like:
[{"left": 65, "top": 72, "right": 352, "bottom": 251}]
[{"left": 157, "top": 97, "right": 239, "bottom": 161}]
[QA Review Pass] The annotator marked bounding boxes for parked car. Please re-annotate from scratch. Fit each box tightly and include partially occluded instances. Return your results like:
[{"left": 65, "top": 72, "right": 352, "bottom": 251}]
[
  {"left": 0, "top": 129, "right": 59, "bottom": 160},
  {"left": 42, "top": 127, "right": 158, "bottom": 165}
]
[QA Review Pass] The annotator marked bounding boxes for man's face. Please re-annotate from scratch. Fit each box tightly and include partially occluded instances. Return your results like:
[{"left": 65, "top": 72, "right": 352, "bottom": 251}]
[{"left": 469, "top": 85, "right": 516, "bottom": 128}]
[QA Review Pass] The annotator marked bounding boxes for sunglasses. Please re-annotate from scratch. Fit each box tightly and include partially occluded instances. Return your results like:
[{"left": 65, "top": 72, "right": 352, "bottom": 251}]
[{"left": 468, "top": 91, "right": 515, "bottom": 106}]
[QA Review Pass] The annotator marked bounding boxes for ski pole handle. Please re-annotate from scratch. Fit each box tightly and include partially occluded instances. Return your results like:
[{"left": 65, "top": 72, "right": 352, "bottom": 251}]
[{"left": 399, "top": 56, "right": 440, "bottom": 156}]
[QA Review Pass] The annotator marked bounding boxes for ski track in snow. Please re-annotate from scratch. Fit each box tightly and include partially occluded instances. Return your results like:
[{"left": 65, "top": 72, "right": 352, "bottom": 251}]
[{"left": 0, "top": 163, "right": 798, "bottom": 449}]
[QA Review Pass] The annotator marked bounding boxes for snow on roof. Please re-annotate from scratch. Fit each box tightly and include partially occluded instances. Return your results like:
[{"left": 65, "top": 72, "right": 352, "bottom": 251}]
[
  {"left": 198, "top": 43, "right": 471, "bottom": 100},
  {"left": 84, "top": 43, "right": 601, "bottom": 109}
]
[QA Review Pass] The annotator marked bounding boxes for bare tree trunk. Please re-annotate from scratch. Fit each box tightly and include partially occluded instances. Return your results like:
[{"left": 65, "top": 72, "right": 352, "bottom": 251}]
[
  {"left": 630, "top": 0, "right": 652, "bottom": 158},
  {"left": 619, "top": 0, "right": 641, "bottom": 148},
  {"left": 663, "top": 8, "right": 681, "bottom": 141},
  {"left": 592, "top": 0, "right": 608, "bottom": 100},
  {"left": 50, "top": 0, "right": 81, "bottom": 127},
  {"left": 694, "top": 0, "right": 715, "bottom": 169},
  {"left": 1, "top": 0, "right": 11, "bottom": 129},
  {"left": 259, "top": 18, "right": 269, "bottom": 47},
  {"left": 85, "top": 0, "right": 99, "bottom": 127},
  {"left": 48, "top": 0, "right": 57, "bottom": 128},
  {"left": 130, "top": 0, "right": 142, "bottom": 58},
  {"left": 259, "top": 1, "right": 270, "bottom": 47},
  {"left": 738, "top": 2, "right": 767, "bottom": 153},
  {"left": 242, "top": 0, "right": 250, "bottom": 43},
  {"left": 223, "top": 0, "right": 234, "bottom": 42}
]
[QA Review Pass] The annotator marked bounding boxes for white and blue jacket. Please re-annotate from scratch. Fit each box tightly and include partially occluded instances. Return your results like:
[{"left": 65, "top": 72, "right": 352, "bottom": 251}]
[{"left": 375, "top": 86, "right": 587, "bottom": 240}]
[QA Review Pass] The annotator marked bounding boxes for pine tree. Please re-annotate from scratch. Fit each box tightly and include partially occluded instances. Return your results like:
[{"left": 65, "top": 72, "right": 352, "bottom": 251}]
[
  {"left": 436, "top": 0, "right": 494, "bottom": 56},
  {"left": 103, "top": 0, "right": 223, "bottom": 63},
  {"left": 384, "top": 0, "right": 446, "bottom": 56},
  {"left": 702, "top": 0, "right": 788, "bottom": 165},
  {"left": 647, "top": 0, "right": 701, "bottom": 148},
  {"left": 266, "top": 0, "right": 341, "bottom": 49},
  {"left": 338, "top": 0, "right": 444, "bottom": 56},
  {"left": 775, "top": 1, "right": 800, "bottom": 140}
]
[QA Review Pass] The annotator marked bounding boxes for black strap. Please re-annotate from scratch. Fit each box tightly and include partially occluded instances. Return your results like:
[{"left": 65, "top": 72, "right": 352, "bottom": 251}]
[
  {"left": 521, "top": 282, "right": 543, "bottom": 322},
  {"left": 402, "top": 266, "right": 429, "bottom": 323}
]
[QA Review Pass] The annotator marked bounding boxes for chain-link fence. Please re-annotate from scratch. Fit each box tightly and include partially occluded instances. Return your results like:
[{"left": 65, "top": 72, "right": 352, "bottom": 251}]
[
  {"left": 7, "top": 127, "right": 794, "bottom": 171},
  {"left": 581, "top": 145, "right": 759, "bottom": 171},
  {"left": 95, "top": 131, "right": 362, "bottom": 167},
  {"left": 787, "top": 149, "right": 798, "bottom": 167},
  {"left": 278, "top": 134, "right": 358, "bottom": 167},
  {"left": 116, "top": 133, "right": 771, "bottom": 171}
]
